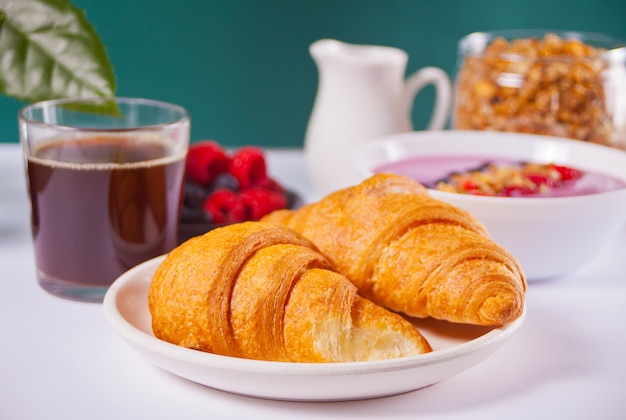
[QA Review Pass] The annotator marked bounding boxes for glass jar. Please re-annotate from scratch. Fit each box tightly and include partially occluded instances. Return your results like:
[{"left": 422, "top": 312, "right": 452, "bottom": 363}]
[{"left": 452, "top": 30, "right": 626, "bottom": 150}]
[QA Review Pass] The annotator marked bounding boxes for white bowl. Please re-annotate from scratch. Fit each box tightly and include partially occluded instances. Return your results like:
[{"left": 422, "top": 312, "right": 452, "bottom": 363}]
[{"left": 352, "top": 130, "right": 626, "bottom": 280}]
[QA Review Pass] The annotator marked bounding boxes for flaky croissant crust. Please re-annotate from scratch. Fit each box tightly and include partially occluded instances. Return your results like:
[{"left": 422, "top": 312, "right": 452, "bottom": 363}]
[
  {"left": 148, "top": 221, "right": 432, "bottom": 363},
  {"left": 262, "top": 174, "right": 526, "bottom": 326}
]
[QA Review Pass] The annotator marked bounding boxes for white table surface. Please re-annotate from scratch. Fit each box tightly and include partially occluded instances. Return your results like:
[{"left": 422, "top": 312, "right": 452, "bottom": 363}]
[{"left": 1, "top": 142, "right": 625, "bottom": 420}]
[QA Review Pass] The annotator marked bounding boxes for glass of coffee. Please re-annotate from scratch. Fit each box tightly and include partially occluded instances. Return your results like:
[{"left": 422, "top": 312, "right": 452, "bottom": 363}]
[{"left": 19, "top": 97, "right": 190, "bottom": 302}]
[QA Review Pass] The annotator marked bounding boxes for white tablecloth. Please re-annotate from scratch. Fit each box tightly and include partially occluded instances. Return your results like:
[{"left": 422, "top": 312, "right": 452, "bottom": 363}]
[{"left": 1, "top": 143, "right": 625, "bottom": 419}]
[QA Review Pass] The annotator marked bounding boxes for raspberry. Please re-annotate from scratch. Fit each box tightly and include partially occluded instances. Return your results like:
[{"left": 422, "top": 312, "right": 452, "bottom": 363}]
[
  {"left": 254, "top": 176, "right": 285, "bottom": 193},
  {"left": 460, "top": 178, "right": 479, "bottom": 191},
  {"left": 202, "top": 189, "right": 247, "bottom": 223},
  {"left": 185, "top": 141, "right": 230, "bottom": 186},
  {"left": 240, "top": 187, "right": 288, "bottom": 220},
  {"left": 526, "top": 173, "right": 555, "bottom": 188},
  {"left": 551, "top": 164, "right": 583, "bottom": 181},
  {"left": 229, "top": 146, "right": 267, "bottom": 188},
  {"left": 502, "top": 185, "right": 536, "bottom": 197},
  {"left": 180, "top": 141, "right": 291, "bottom": 227}
]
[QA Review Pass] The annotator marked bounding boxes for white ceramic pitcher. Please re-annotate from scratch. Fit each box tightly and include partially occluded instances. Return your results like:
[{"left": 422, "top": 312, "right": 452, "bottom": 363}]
[{"left": 304, "top": 39, "right": 452, "bottom": 197}]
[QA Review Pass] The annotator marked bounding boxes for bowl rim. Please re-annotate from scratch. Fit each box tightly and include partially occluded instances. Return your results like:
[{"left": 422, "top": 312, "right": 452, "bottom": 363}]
[{"left": 352, "top": 130, "right": 626, "bottom": 205}]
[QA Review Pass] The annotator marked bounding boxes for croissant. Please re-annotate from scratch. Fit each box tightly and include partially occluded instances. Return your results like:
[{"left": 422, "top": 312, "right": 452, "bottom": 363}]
[
  {"left": 262, "top": 173, "right": 526, "bottom": 326},
  {"left": 148, "top": 221, "right": 432, "bottom": 363}
]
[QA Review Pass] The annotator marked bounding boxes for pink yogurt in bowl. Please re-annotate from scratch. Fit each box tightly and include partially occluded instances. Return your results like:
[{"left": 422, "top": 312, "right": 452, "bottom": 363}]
[
  {"left": 375, "top": 155, "right": 626, "bottom": 198},
  {"left": 352, "top": 130, "right": 626, "bottom": 280}
]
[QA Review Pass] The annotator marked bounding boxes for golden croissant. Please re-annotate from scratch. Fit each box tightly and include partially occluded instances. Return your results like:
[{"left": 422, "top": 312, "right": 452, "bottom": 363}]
[
  {"left": 262, "top": 174, "right": 526, "bottom": 326},
  {"left": 148, "top": 221, "right": 432, "bottom": 362}
]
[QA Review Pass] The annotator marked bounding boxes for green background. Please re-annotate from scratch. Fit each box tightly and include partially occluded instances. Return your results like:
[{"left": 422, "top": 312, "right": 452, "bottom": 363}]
[{"left": 2, "top": 0, "right": 625, "bottom": 147}]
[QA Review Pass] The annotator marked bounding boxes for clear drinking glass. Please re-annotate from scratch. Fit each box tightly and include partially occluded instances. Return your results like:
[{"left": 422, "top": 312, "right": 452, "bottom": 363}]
[
  {"left": 19, "top": 97, "right": 190, "bottom": 302},
  {"left": 452, "top": 30, "right": 626, "bottom": 149}
]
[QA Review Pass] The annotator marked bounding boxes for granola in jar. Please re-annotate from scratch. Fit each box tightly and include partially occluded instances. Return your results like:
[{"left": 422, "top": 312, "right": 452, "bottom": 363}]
[{"left": 453, "top": 31, "right": 626, "bottom": 149}]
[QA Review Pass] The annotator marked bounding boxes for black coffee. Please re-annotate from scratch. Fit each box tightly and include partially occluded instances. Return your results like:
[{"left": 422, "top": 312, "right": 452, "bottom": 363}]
[{"left": 26, "top": 135, "right": 185, "bottom": 286}]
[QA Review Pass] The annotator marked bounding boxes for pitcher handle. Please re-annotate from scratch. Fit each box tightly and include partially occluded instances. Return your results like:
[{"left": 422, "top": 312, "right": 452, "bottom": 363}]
[{"left": 404, "top": 66, "right": 452, "bottom": 130}]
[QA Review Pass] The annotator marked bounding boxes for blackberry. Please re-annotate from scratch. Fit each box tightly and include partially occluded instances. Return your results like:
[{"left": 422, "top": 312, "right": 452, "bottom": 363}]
[
  {"left": 183, "top": 180, "right": 208, "bottom": 208},
  {"left": 210, "top": 173, "right": 240, "bottom": 193},
  {"left": 181, "top": 206, "right": 212, "bottom": 223}
]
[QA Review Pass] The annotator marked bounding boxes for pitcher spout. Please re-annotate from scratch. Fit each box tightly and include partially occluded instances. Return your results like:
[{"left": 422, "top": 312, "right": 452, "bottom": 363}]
[{"left": 309, "top": 39, "right": 408, "bottom": 67}]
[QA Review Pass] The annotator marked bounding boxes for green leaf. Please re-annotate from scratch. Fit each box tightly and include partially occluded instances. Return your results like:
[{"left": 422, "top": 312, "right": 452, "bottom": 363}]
[{"left": 0, "top": 0, "right": 116, "bottom": 103}]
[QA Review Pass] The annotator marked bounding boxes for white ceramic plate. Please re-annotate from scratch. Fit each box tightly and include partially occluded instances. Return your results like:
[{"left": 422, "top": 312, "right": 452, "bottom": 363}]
[{"left": 103, "top": 255, "right": 525, "bottom": 401}]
